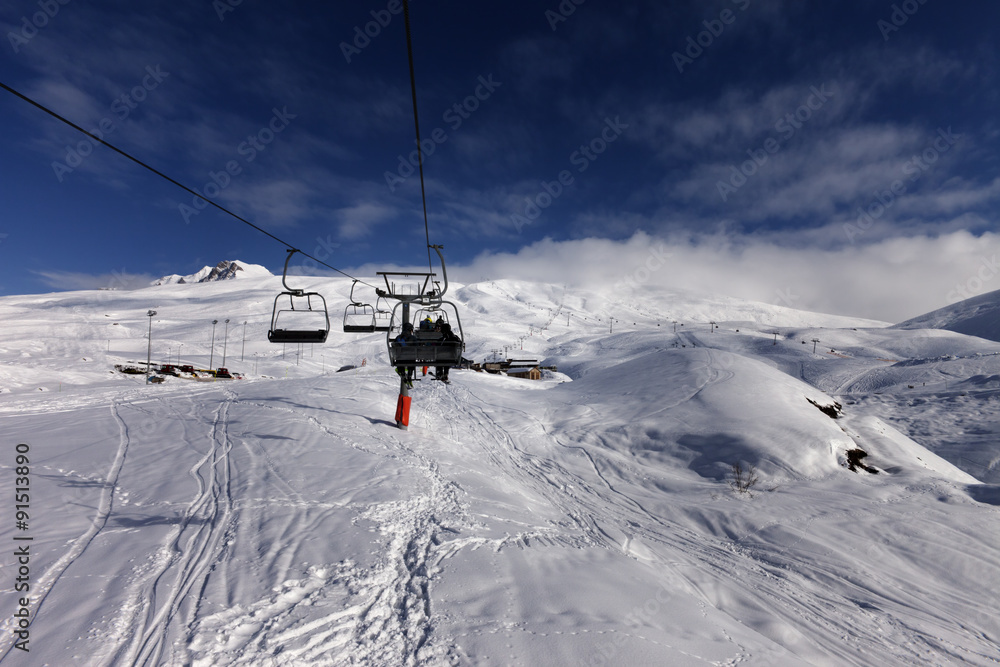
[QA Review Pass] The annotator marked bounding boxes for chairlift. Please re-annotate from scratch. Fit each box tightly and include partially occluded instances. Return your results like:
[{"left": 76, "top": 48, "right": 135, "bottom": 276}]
[
  {"left": 373, "top": 296, "right": 393, "bottom": 332},
  {"left": 413, "top": 305, "right": 449, "bottom": 330},
  {"left": 267, "top": 249, "right": 330, "bottom": 344},
  {"left": 343, "top": 280, "right": 377, "bottom": 333},
  {"left": 386, "top": 301, "right": 465, "bottom": 367},
  {"left": 381, "top": 246, "right": 465, "bottom": 368}
]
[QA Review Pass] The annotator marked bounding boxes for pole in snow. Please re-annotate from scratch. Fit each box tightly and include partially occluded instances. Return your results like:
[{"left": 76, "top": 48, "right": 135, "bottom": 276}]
[
  {"left": 395, "top": 374, "right": 411, "bottom": 430},
  {"left": 210, "top": 320, "right": 218, "bottom": 369},
  {"left": 222, "top": 319, "right": 230, "bottom": 367},
  {"left": 395, "top": 301, "right": 412, "bottom": 430},
  {"left": 145, "top": 310, "right": 157, "bottom": 382}
]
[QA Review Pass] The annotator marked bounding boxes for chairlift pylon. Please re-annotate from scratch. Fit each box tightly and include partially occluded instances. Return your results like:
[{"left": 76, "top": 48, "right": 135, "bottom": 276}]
[{"left": 267, "top": 249, "right": 330, "bottom": 344}]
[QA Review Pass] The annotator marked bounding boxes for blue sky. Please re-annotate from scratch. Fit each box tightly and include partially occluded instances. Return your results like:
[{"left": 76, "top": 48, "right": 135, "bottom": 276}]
[{"left": 1, "top": 0, "right": 999, "bottom": 321}]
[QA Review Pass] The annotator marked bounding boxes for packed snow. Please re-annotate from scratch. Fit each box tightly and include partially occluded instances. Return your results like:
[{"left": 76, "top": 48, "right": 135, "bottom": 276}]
[
  {"left": 1, "top": 273, "right": 998, "bottom": 666},
  {"left": 896, "top": 286, "right": 1000, "bottom": 343}
]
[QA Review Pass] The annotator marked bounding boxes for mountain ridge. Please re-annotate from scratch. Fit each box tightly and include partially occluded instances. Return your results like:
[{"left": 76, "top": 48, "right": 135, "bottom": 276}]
[{"left": 152, "top": 259, "right": 272, "bottom": 286}]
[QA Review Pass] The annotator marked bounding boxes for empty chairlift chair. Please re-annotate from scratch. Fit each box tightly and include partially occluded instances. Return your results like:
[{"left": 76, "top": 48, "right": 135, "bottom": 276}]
[
  {"left": 267, "top": 249, "right": 331, "bottom": 344},
  {"left": 343, "top": 280, "right": 377, "bottom": 333},
  {"left": 372, "top": 296, "right": 393, "bottom": 332}
]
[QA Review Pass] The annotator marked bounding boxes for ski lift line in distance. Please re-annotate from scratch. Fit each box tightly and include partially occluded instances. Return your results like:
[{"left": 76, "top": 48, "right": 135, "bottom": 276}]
[
  {"left": 0, "top": 81, "right": 376, "bottom": 290},
  {"left": 343, "top": 279, "right": 377, "bottom": 333},
  {"left": 267, "top": 249, "right": 331, "bottom": 344}
]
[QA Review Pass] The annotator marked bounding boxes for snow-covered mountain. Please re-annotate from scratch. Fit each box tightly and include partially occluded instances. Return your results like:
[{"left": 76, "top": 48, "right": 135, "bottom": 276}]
[
  {"left": 153, "top": 259, "right": 272, "bottom": 285},
  {"left": 895, "top": 287, "right": 1000, "bottom": 342},
  {"left": 1, "top": 275, "right": 998, "bottom": 665}
]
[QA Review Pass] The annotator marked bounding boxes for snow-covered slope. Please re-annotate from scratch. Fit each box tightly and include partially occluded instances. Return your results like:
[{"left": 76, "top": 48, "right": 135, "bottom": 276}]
[
  {"left": 1, "top": 277, "right": 998, "bottom": 666},
  {"left": 895, "top": 287, "right": 1000, "bottom": 342},
  {"left": 153, "top": 260, "right": 273, "bottom": 285}
]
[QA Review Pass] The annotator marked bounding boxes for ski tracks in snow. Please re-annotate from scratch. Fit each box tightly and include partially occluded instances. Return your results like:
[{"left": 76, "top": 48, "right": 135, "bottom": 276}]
[
  {"left": 178, "top": 378, "right": 474, "bottom": 666},
  {"left": 101, "top": 389, "right": 240, "bottom": 666},
  {"left": 432, "top": 376, "right": 993, "bottom": 667},
  {"left": 0, "top": 390, "right": 140, "bottom": 662}
]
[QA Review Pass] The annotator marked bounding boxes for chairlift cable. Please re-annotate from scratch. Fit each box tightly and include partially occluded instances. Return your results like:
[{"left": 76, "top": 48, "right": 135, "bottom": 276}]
[
  {"left": 402, "top": 0, "right": 434, "bottom": 273},
  {"left": 0, "top": 80, "right": 375, "bottom": 289}
]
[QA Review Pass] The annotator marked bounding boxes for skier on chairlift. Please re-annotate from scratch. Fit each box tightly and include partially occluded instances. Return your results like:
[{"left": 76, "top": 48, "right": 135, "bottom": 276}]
[
  {"left": 435, "top": 322, "right": 461, "bottom": 383},
  {"left": 395, "top": 322, "right": 417, "bottom": 387}
]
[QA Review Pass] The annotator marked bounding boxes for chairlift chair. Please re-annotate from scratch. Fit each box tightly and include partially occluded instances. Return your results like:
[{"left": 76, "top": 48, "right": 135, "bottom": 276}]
[
  {"left": 387, "top": 300, "right": 465, "bottom": 367},
  {"left": 343, "top": 280, "right": 377, "bottom": 333},
  {"left": 267, "top": 249, "right": 331, "bottom": 344},
  {"left": 378, "top": 246, "right": 465, "bottom": 367},
  {"left": 373, "top": 296, "right": 393, "bottom": 332}
]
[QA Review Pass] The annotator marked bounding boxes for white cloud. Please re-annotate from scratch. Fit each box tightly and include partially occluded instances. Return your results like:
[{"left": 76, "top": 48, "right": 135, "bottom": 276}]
[
  {"left": 33, "top": 269, "right": 156, "bottom": 291},
  {"left": 335, "top": 202, "right": 396, "bottom": 239},
  {"left": 221, "top": 180, "right": 315, "bottom": 227},
  {"left": 451, "top": 230, "right": 1000, "bottom": 323}
]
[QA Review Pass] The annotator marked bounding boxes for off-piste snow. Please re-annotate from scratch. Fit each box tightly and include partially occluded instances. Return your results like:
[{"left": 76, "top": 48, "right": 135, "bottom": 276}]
[{"left": 0, "top": 272, "right": 998, "bottom": 666}]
